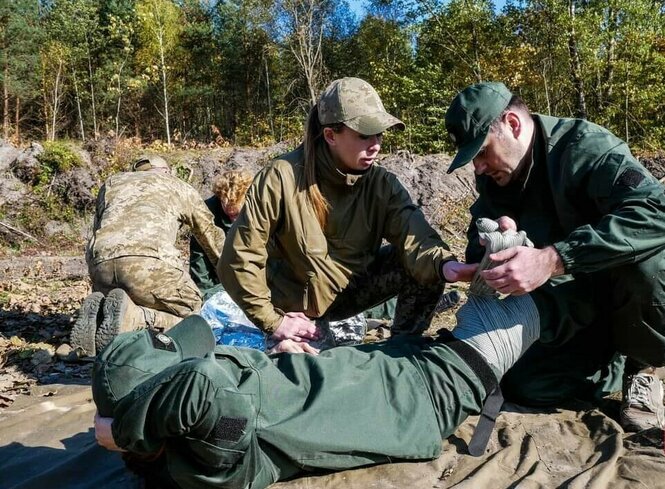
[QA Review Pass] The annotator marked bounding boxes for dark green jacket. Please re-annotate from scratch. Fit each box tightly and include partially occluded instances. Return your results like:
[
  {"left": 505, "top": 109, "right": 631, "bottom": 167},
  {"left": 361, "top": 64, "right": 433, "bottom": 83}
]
[
  {"left": 111, "top": 339, "right": 485, "bottom": 489},
  {"left": 189, "top": 196, "right": 233, "bottom": 297},
  {"left": 466, "top": 114, "right": 665, "bottom": 342},
  {"left": 467, "top": 114, "right": 665, "bottom": 268},
  {"left": 220, "top": 145, "right": 453, "bottom": 333}
]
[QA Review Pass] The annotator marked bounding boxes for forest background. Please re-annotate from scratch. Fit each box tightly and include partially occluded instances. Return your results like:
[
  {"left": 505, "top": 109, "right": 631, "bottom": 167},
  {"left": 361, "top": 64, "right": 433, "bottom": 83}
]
[
  {"left": 3, "top": 0, "right": 665, "bottom": 153},
  {"left": 2, "top": 0, "right": 665, "bottom": 410}
]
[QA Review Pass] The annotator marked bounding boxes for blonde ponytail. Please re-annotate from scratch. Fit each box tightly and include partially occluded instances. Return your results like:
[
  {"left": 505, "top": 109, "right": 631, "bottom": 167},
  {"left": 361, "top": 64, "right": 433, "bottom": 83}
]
[{"left": 303, "top": 106, "right": 331, "bottom": 228}]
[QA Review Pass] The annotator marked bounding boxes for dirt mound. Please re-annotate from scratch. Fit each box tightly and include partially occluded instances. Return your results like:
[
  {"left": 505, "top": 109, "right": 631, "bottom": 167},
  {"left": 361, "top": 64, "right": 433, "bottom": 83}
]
[{"left": 640, "top": 151, "right": 665, "bottom": 180}]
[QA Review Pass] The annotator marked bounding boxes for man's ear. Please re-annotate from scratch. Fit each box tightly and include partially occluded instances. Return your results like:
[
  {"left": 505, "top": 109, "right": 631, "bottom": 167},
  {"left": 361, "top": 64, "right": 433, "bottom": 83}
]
[
  {"left": 505, "top": 111, "right": 522, "bottom": 139},
  {"left": 323, "top": 127, "right": 337, "bottom": 146}
]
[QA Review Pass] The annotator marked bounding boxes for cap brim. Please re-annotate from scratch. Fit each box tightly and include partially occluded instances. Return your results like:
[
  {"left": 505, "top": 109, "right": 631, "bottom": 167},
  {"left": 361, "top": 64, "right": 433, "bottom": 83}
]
[
  {"left": 166, "top": 314, "right": 216, "bottom": 359},
  {"left": 446, "top": 132, "right": 487, "bottom": 174},
  {"left": 345, "top": 112, "right": 405, "bottom": 135}
]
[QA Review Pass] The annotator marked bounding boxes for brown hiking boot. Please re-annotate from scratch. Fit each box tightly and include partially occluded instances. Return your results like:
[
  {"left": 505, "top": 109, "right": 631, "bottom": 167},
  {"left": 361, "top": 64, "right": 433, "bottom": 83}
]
[
  {"left": 95, "top": 288, "right": 150, "bottom": 354},
  {"left": 70, "top": 292, "right": 105, "bottom": 357},
  {"left": 620, "top": 372, "right": 665, "bottom": 432}
]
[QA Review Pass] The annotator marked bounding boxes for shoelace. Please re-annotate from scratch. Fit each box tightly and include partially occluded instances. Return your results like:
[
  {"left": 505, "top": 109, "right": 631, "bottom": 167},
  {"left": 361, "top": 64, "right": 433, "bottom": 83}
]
[
  {"left": 627, "top": 374, "right": 665, "bottom": 428},
  {"left": 627, "top": 375, "right": 661, "bottom": 411}
]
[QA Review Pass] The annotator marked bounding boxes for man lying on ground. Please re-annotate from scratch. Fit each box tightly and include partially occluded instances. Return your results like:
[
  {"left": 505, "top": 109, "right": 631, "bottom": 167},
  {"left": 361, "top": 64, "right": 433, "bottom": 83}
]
[{"left": 92, "top": 222, "right": 541, "bottom": 489}]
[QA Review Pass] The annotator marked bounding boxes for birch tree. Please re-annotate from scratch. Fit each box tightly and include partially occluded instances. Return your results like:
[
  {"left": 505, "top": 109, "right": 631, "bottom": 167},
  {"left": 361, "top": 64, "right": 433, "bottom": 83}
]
[
  {"left": 136, "top": 0, "right": 182, "bottom": 146},
  {"left": 41, "top": 41, "right": 69, "bottom": 141},
  {"left": 273, "top": 0, "right": 330, "bottom": 106}
]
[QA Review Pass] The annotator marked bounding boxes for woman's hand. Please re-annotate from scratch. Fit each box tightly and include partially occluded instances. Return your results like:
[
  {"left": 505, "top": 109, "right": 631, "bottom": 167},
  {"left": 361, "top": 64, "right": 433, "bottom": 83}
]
[
  {"left": 269, "top": 338, "right": 320, "bottom": 355},
  {"left": 272, "top": 312, "right": 321, "bottom": 342},
  {"left": 441, "top": 260, "right": 479, "bottom": 283},
  {"left": 94, "top": 412, "right": 126, "bottom": 452}
]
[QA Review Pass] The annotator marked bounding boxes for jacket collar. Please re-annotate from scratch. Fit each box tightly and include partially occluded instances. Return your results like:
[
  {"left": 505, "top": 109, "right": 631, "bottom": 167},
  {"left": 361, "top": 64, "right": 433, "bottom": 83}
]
[{"left": 317, "top": 142, "right": 370, "bottom": 187}]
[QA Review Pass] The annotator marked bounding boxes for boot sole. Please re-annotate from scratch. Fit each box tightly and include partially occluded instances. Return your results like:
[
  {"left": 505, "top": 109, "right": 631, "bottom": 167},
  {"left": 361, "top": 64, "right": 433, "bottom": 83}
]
[
  {"left": 70, "top": 292, "right": 105, "bottom": 357},
  {"left": 96, "top": 288, "right": 130, "bottom": 354}
]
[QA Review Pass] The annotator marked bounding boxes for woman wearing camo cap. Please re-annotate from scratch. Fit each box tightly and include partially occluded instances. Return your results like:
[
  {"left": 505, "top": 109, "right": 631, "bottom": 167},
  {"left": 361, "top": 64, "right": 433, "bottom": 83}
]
[{"left": 218, "top": 77, "right": 475, "bottom": 354}]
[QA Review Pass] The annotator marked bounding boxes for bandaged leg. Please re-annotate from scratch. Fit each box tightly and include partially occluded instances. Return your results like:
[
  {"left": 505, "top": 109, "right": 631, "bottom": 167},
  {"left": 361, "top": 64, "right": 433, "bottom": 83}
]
[
  {"left": 453, "top": 294, "right": 540, "bottom": 377},
  {"left": 453, "top": 218, "right": 540, "bottom": 377}
]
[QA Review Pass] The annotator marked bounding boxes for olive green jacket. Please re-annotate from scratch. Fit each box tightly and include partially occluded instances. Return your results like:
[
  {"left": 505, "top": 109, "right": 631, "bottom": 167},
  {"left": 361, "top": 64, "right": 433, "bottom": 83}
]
[
  {"left": 219, "top": 145, "right": 452, "bottom": 332},
  {"left": 467, "top": 114, "right": 665, "bottom": 268},
  {"left": 465, "top": 114, "right": 665, "bottom": 342}
]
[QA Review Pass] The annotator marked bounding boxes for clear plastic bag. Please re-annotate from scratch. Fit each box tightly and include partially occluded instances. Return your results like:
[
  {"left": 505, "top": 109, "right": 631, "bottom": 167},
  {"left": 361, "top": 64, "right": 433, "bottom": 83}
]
[
  {"left": 201, "top": 291, "right": 368, "bottom": 352},
  {"left": 199, "top": 290, "right": 266, "bottom": 350}
]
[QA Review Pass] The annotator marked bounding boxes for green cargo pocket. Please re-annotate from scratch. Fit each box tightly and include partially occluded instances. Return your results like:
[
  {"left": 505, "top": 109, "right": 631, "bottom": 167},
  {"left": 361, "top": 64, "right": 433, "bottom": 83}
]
[{"left": 184, "top": 436, "right": 244, "bottom": 469}]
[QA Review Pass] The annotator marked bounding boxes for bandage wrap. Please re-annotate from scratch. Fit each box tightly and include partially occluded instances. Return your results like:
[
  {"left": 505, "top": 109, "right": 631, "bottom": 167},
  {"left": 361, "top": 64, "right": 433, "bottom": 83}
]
[
  {"left": 469, "top": 217, "right": 534, "bottom": 297},
  {"left": 453, "top": 219, "right": 540, "bottom": 377}
]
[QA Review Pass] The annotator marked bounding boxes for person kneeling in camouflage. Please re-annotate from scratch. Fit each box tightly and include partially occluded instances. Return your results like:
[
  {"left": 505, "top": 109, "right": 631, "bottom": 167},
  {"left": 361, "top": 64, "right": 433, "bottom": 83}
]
[
  {"left": 71, "top": 155, "right": 224, "bottom": 357},
  {"left": 92, "top": 237, "right": 541, "bottom": 488}
]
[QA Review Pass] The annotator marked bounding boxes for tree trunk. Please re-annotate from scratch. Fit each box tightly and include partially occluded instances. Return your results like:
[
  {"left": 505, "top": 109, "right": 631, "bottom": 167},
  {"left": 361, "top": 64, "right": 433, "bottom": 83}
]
[
  {"left": 467, "top": 0, "right": 483, "bottom": 83},
  {"left": 158, "top": 28, "right": 171, "bottom": 146},
  {"left": 72, "top": 67, "right": 86, "bottom": 140},
  {"left": 567, "top": 1, "right": 587, "bottom": 119},
  {"left": 541, "top": 58, "right": 551, "bottom": 115},
  {"left": 115, "top": 56, "right": 127, "bottom": 138},
  {"left": 42, "top": 79, "right": 49, "bottom": 140},
  {"left": 285, "top": 0, "right": 324, "bottom": 107},
  {"left": 624, "top": 71, "right": 629, "bottom": 142},
  {"left": 264, "top": 52, "right": 274, "bottom": 139},
  {"left": 601, "top": 6, "right": 617, "bottom": 108},
  {"left": 86, "top": 33, "right": 98, "bottom": 140},
  {"left": 50, "top": 58, "right": 64, "bottom": 141},
  {"left": 3, "top": 55, "right": 8, "bottom": 140},
  {"left": 14, "top": 96, "right": 19, "bottom": 142}
]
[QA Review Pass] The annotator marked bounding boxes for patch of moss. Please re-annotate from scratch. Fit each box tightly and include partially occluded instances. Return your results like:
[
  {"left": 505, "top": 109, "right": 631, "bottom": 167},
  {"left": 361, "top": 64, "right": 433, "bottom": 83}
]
[
  {"left": 0, "top": 290, "right": 10, "bottom": 308},
  {"left": 36, "top": 141, "right": 83, "bottom": 184}
]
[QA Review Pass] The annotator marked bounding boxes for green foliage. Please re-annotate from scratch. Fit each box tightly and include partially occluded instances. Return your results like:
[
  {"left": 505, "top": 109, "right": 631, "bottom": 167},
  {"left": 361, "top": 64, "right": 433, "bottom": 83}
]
[
  {"left": 0, "top": 290, "right": 10, "bottom": 308},
  {"left": 36, "top": 141, "right": 83, "bottom": 184},
  {"left": 2, "top": 0, "right": 665, "bottom": 152},
  {"left": 170, "top": 160, "right": 192, "bottom": 181},
  {"left": 30, "top": 144, "right": 82, "bottom": 228},
  {"left": 40, "top": 195, "right": 79, "bottom": 223}
]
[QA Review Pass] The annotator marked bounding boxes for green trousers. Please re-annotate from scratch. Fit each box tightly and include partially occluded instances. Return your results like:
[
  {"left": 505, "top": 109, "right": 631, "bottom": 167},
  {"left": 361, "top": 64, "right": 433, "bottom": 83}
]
[{"left": 504, "top": 248, "right": 665, "bottom": 405}]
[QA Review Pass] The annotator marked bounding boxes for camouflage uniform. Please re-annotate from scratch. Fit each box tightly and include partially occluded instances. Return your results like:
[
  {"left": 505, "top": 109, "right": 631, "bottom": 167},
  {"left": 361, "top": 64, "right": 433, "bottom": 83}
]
[{"left": 86, "top": 171, "right": 224, "bottom": 329}]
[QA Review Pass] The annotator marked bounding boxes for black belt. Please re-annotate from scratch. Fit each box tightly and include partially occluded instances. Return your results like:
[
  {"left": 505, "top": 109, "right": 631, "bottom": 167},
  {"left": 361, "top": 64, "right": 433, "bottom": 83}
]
[{"left": 437, "top": 330, "right": 504, "bottom": 457}]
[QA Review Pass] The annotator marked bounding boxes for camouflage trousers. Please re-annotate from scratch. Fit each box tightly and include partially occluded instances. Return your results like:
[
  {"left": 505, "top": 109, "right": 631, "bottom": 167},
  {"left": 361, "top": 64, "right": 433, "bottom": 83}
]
[
  {"left": 89, "top": 256, "right": 202, "bottom": 330},
  {"left": 325, "top": 245, "right": 445, "bottom": 335}
]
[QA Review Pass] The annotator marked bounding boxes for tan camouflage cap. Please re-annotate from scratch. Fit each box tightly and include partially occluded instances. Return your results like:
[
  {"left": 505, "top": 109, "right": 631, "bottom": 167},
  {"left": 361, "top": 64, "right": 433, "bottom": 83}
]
[
  {"left": 317, "top": 77, "right": 405, "bottom": 135},
  {"left": 131, "top": 154, "right": 170, "bottom": 172}
]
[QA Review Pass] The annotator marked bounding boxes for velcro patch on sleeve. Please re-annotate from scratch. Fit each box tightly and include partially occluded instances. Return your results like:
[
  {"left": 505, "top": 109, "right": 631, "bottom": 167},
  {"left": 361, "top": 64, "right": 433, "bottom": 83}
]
[
  {"left": 149, "top": 330, "right": 177, "bottom": 352},
  {"left": 615, "top": 168, "right": 645, "bottom": 188},
  {"left": 208, "top": 416, "right": 248, "bottom": 443}
]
